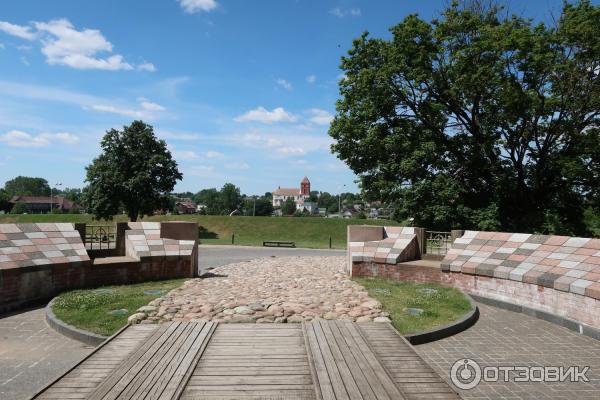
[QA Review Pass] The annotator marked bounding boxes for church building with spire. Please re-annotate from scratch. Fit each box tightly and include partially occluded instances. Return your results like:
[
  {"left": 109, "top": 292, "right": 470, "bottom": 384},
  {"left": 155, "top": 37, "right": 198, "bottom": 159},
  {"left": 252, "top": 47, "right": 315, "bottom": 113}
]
[{"left": 272, "top": 177, "right": 312, "bottom": 209}]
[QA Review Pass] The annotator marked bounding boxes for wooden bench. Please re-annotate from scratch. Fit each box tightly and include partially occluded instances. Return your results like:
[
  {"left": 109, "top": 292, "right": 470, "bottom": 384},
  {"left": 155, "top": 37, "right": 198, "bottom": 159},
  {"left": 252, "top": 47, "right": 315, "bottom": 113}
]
[{"left": 263, "top": 240, "right": 296, "bottom": 248}]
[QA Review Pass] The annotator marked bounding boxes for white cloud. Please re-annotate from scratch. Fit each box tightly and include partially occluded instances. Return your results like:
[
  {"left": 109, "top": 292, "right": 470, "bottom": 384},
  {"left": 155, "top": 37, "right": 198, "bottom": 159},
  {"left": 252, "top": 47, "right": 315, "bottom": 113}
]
[
  {"left": 174, "top": 150, "right": 199, "bottom": 160},
  {"left": 138, "top": 99, "right": 166, "bottom": 111},
  {"left": 329, "top": 8, "right": 361, "bottom": 18},
  {"left": 0, "top": 21, "right": 36, "bottom": 40},
  {"left": 306, "top": 75, "right": 316, "bottom": 84},
  {"left": 178, "top": 0, "right": 218, "bottom": 13},
  {"left": 224, "top": 162, "right": 249, "bottom": 170},
  {"left": 137, "top": 62, "right": 156, "bottom": 72},
  {"left": 0, "top": 130, "right": 79, "bottom": 147},
  {"left": 33, "top": 19, "right": 134, "bottom": 70},
  {"left": 276, "top": 78, "right": 293, "bottom": 91},
  {"left": 206, "top": 150, "right": 224, "bottom": 158},
  {"left": 277, "top": 147, "right": 306, "bottom": 156},
  {"left": 234, "top": 107, "right": 298, "bottom": 124},
  {"left": 307, "top": 108, "right": 334, "bottom": 125},
  {"left": 0, "top": 19, "right": 152, "bottom": 71},
  {"left": 89, "top": 104, "right": 151, "bottom": 119}
]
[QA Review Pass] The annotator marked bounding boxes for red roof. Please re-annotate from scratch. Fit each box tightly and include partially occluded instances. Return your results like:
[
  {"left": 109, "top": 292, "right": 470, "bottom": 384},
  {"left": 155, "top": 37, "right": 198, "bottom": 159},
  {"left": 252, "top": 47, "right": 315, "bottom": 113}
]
[
  {"left": 301, "top": 176, "right": 310, "bottom": 183},
  {"left": 9, "top": 196, "right": 77, "bottom": 210},
  {"left": 273, "top": 188, "right": 301, "bottom": 196}
]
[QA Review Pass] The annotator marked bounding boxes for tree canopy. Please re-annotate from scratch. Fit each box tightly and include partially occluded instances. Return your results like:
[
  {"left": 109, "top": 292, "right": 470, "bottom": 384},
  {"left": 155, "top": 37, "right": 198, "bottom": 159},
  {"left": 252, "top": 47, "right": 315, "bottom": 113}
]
[
  {"left": 4, "top": 176, "right": 51, "bottom": 197},
  {"left": 329, "top": 0, "right": 600, "bottom": 234},
  {"left": 84, "top": 121, "right": 182, "bottom": 221}
]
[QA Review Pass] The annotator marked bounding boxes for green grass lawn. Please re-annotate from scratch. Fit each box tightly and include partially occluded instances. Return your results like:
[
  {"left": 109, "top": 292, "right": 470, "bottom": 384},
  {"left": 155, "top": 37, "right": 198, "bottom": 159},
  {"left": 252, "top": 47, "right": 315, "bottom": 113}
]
[
  {"left": 51, "top": 279, "right": 186, "bottom": 336},
  {"left": 354, "top": 277, "right": 472, "bottom": 334},
  {"left": 0, "top": 214, "right": 400, "bottom": 249}
]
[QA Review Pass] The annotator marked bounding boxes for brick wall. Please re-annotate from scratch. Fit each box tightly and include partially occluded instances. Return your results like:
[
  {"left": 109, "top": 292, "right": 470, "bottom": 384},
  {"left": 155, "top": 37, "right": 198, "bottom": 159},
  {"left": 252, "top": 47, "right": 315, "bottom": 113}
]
[{"left": 0, "top": 221, "right": 198, "bottom": 314}]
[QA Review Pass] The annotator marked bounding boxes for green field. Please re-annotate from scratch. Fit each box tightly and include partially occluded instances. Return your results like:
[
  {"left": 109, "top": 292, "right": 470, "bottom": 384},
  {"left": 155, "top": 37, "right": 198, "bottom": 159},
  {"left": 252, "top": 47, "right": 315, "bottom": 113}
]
[
  {"left": 52, "top": 279, "right": 186, "bottom": 336},
  {"left": 354, "top": 277, "right": 472, "bottom": 334},
  {"left": 0, "top": 214, "right": 399, "bottom": 249}
]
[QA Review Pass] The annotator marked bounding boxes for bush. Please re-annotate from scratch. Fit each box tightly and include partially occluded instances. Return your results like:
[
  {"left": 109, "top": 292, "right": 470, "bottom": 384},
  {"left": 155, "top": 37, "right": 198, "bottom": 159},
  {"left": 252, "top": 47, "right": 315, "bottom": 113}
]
[{"left": 10, "top": 202, "right": 27, "bottom": 214}]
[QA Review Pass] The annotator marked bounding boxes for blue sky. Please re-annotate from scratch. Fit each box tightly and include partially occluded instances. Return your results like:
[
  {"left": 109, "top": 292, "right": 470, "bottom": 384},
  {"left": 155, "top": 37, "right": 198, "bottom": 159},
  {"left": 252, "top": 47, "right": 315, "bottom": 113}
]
[{"left": 0, "top": 0, "right": 579, "bottom": 195}]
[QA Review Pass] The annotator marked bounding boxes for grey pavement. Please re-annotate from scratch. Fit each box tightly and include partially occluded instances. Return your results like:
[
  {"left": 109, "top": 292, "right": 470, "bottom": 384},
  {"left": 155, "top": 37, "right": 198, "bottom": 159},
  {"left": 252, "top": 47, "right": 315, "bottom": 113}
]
[
  {"left": 196, "top": 244, "right": 345, "bottom": 275},
  {"left": 0, "top": 308, "right": 93, "bottom": 400},
  {"left": 415, "top": 302, "right": 600, "bottom": 400}
]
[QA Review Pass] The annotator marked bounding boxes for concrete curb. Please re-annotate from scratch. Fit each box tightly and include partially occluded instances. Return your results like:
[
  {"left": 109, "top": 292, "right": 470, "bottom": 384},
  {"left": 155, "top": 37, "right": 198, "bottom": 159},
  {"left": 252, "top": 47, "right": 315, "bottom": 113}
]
[
  {"left": 405, "top": 293, "right": 479, "bottom": 345},
  {"left": 45, "top": 298, "right": 109, "bottom": 346},
  {"left": 469, "top": 294, "right": 600, "bottom": 341}
]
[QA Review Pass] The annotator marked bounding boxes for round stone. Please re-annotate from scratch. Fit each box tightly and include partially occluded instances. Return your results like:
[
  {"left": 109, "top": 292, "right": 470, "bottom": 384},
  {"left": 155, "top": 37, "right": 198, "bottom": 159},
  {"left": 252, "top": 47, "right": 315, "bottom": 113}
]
[
  {"left": 287, "top": 315, "right": 304, "bottom": 323},
  {"left": 137, "top": 305, "right": 157, "bottom": 314},
  {"left": 108, "top": 309, "right": 128, "bottom": 316},
  {"left": 234, "top": 306, "right": 254, "bottom": 315},
  {"left": 127, "top": 312, "right": 146, "bottom": 324},
  {"left": 356, "top": 316, "right": 372, "bottom": 323}
]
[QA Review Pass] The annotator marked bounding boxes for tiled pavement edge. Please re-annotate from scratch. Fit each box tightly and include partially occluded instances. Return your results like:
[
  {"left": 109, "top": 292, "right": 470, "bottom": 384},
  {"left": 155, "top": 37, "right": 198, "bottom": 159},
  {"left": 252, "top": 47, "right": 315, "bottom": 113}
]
[
  {"left": 414, "top": 302, "right": 600, "bottom": 400},
  {"left": 0, "top": 308, "right": 93, "bottom": 400}
]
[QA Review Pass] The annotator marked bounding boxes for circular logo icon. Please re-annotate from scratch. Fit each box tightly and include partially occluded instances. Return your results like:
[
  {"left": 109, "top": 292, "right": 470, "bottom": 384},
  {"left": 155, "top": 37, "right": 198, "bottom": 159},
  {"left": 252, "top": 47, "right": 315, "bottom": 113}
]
[{"left": 450, "top": 358, "right": 482, "bottom": 390}]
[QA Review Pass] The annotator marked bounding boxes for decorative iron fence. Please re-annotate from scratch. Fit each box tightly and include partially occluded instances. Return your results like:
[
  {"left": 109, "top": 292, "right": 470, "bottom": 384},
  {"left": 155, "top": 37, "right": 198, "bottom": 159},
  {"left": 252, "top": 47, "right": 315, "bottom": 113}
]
[
  {"left": 426, "top": 230, "right": 452, "bottom": 255},
  {"left": 85, "top": 224, "right": 116, "bottom": 249}
]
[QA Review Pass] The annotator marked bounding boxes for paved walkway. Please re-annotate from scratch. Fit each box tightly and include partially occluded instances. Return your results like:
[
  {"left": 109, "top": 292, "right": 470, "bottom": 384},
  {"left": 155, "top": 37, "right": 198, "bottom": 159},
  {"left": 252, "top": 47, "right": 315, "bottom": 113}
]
[
  {"left": 415, "top": 303, "right": 600, "bottom": 399},
  {"left": 197, "top": 244, "right": 345, "bottom": 275},
  {"left": 0, "top": 308, "right": 93, "bottom": 400}
]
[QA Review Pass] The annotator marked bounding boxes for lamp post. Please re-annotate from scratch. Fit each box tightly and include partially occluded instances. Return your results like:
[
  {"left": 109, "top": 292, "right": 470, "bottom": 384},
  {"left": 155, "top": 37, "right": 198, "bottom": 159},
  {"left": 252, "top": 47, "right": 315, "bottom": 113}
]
[
  {"left": 253, "top": 196, "right": 256, "bottom": 217},
  {"left": 338, "top": 184, "right": 346, "bottom": 218},
  {"left": 50, "top": 182, "right": 62, "bottom": 214}
]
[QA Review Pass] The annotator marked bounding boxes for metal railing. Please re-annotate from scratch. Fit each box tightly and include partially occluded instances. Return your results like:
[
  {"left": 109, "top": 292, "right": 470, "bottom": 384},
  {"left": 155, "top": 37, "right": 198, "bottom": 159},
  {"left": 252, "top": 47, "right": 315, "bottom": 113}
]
[
  {"left": 85, "top": 224, "right": 116, "bottom": 250},
  {"left": 426, "top": 230, "right": 452, "bottom": 255}
]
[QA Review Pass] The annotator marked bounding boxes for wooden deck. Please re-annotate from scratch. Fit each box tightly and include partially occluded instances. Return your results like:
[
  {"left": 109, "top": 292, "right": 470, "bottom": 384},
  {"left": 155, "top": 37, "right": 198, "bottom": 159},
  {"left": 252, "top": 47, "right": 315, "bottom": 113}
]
[{"left": 33, "top": 321, "right": 460, "bottom": 400}]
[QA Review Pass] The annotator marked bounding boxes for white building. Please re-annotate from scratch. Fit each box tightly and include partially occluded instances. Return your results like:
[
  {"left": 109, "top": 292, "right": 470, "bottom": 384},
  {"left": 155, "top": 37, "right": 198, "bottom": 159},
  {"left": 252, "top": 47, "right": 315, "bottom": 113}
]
[{"left": 272, "top": 177, "right": 311, "bottom": 209}]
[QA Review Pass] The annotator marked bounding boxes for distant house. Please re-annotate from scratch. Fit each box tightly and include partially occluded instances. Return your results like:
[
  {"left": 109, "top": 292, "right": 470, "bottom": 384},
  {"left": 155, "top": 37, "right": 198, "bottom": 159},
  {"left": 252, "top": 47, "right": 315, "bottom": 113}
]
[
  {"left": 9, "top": 196, "right": 79, "bottom": 213},
  {"left": 273, "top": 177, "right": 311, "bottom": 209},
  {"left": 175, "top": 200, "right": 197, "bottom": 214}
]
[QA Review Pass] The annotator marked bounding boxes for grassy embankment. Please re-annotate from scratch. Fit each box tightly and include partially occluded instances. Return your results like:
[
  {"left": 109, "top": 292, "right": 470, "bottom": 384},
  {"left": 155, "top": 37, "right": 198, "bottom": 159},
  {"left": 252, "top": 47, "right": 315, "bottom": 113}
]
[
  {"left": 0, "top": 214, "right": 399, "bottom": 249},
  {"left": 52, "top": 279, "right": 186, "bottom": 336},
  {"left": 354, "top": 277, "right": 472, "bottom": 334}
]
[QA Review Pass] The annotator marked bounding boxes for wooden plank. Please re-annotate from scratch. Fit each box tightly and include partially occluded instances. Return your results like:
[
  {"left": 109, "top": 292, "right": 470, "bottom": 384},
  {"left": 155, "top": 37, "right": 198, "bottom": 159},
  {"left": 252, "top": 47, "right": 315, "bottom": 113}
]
[
  {"left": 340, "top": 321, "right": 405, "bottom": 399},
  {"left": 183, "top": 323, "right": 315, "bottom": 400},
  {"left": 88, "top": 322, "right": 180, "bottom": 400},
  {"left": 86, "top": 321, "right": 216, "bottom": 400},
  {"left": 358, "top": 324, "right": 461, "bottom": 399}
]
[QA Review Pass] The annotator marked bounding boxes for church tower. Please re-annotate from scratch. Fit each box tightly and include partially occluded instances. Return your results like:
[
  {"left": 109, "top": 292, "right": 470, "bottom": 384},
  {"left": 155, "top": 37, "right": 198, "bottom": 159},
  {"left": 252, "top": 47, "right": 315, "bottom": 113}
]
[{"left": 300, "top": 176, "right": 310, "bottom": 196}]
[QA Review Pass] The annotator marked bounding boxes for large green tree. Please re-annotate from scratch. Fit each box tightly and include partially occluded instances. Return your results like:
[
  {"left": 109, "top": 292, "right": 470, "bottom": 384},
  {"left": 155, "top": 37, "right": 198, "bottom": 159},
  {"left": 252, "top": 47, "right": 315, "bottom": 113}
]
[
  {"left": 84, "top": 121, "right": 182, "bottom": 221},
  {"left": 329, "top": 0, "right": 600, "bottom": 234},
  {"left": 219, "top": 183, "right": 242, "bottom": 214},
  {"left": 4, "top": 176, "right": 50, "bottom": 197}
]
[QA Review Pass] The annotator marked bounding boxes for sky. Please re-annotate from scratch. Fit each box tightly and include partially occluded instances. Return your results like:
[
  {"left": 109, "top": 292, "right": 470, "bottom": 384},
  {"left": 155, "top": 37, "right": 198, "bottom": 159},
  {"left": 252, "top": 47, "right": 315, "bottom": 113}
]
[{"left": 0, "top": 0, "right": 581, "bottom": 195}]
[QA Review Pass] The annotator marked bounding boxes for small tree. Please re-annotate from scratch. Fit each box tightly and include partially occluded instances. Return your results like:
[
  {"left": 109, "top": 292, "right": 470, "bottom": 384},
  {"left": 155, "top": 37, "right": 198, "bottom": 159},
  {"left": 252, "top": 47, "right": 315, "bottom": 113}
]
[
  {"left": 10, "top": 201, "right": 27, "bottom": 214},
  {"left": 281, "top": 198, "right": 296, "bottom": 216},
  {"left": 84, "top": 121, "right": 182, "bottom": 221}
]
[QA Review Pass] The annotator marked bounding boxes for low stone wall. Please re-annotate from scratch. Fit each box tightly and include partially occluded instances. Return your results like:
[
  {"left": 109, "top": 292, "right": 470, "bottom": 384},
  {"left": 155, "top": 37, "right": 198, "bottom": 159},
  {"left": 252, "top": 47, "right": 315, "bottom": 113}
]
[
  {"left": 347, "top": 225, "right": 423, "bottom": 274},
  {"left": 0, "top": 221, "right": 198, "bottom": 314},
  {"left": 353, "top": 260, "right": 600, "bottom": 332}
]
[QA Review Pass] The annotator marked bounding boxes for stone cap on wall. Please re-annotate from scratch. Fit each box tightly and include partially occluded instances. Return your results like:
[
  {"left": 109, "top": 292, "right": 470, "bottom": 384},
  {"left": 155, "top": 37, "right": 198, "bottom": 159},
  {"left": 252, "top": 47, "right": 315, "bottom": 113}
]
[
  {"left": 0, "top": 223, "right": 90, "bottom": 270},
  {"left": 442, "top": 230, "right": 600, "bottom": 300}
]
